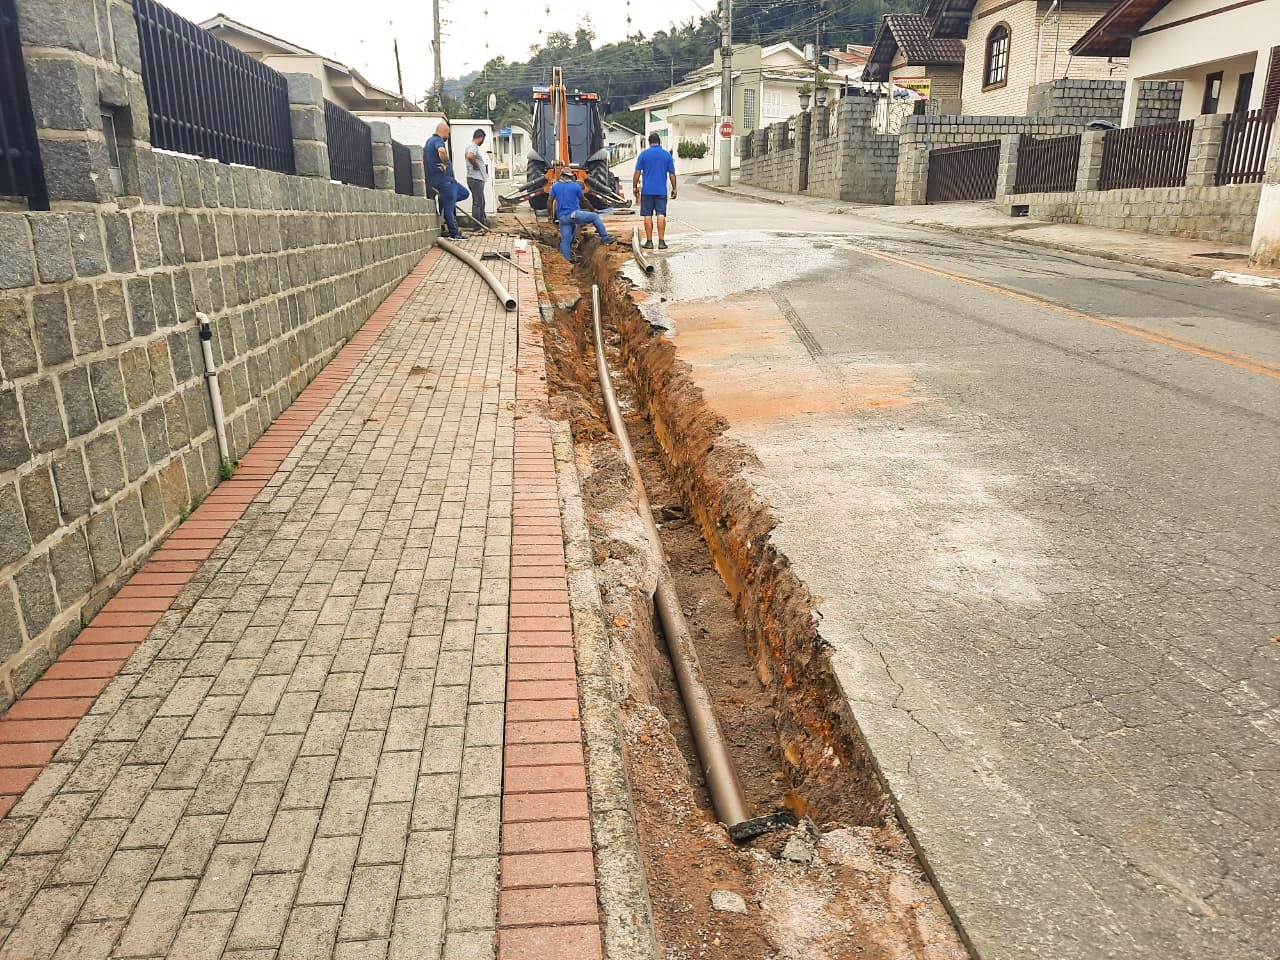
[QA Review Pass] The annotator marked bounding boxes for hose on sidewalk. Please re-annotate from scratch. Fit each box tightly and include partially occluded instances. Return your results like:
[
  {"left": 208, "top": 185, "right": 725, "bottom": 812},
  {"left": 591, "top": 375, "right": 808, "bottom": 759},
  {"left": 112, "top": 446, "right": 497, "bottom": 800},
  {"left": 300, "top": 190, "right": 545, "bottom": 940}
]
[
  {"left": 436, "top": 237, "right": 517, "bottom": 311},
  {"left": 590, "top": 284, "right": 792, "bottom": 843}
]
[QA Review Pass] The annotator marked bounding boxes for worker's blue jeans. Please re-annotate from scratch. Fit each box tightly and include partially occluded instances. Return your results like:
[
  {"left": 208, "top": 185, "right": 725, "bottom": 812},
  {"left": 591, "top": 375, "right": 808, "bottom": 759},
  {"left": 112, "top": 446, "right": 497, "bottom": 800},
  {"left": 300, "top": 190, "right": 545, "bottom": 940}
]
[
  {"left": 559, "top": 209, "right": 611, "bottom": 261},
  {"left": 434, "top": 179, "right": 470, "bottom": 236}
]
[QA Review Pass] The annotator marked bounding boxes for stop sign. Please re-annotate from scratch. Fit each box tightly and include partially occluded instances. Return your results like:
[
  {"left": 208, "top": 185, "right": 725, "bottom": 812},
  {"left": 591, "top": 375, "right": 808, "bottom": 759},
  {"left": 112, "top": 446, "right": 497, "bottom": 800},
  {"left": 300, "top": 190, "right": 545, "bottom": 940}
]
[{"left": 719, "top": 120, "right": 734, "bottom": 139}]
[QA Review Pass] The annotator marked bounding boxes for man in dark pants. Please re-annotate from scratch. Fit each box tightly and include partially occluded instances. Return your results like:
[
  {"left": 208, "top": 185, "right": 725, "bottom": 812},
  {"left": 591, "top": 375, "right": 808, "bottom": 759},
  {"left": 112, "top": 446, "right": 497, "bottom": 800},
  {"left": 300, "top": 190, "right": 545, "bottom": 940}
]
[
  {"left": 632, "top": 132, "right": 677, "bottom": 249},
  {"left": 424, "top": 120, "right": 469, "bottom": 239},
  {"left": 464, "top": 129, "right": 489, "bottom": 227}
]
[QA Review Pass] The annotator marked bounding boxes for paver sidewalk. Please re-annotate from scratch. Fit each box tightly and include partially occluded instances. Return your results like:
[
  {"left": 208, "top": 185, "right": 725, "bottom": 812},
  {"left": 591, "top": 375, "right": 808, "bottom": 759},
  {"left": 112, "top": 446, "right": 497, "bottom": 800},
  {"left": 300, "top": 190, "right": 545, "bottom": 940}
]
[{"left": 0, "top": 237, "right": 604, "bottom": 959}]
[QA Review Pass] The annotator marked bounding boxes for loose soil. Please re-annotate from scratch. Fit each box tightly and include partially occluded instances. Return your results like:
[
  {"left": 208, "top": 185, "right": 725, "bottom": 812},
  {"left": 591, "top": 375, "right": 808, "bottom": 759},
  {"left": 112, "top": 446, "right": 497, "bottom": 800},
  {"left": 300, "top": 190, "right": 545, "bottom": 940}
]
[{"left": 535, "top": 230, "right": 968, "bottom": 960}]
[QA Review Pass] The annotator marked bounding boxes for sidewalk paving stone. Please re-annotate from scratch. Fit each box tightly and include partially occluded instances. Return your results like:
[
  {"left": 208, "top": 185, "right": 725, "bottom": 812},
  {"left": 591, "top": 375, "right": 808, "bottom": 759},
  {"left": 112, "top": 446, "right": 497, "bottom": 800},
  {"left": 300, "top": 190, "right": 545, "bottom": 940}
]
[{"left": 0, "top": 234, "right": 615, "bottom": 958}]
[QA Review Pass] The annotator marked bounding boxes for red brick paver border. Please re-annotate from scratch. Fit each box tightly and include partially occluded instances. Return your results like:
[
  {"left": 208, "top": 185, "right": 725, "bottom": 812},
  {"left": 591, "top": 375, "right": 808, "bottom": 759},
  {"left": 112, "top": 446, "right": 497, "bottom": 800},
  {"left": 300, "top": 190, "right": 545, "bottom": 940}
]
[
  {"left": 498, "top": 253, "right": 604, "bottom": 959},
  {"left": 0, "top": 253, "right": 440, "bottom": 817}
]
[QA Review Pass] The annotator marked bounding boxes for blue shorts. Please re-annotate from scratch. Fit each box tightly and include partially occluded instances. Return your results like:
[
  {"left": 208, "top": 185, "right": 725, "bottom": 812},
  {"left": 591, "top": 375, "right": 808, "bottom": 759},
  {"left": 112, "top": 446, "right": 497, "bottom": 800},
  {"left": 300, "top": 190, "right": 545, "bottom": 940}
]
[{"left": 640, "top": 194, "right": 668, "bottom": 217}]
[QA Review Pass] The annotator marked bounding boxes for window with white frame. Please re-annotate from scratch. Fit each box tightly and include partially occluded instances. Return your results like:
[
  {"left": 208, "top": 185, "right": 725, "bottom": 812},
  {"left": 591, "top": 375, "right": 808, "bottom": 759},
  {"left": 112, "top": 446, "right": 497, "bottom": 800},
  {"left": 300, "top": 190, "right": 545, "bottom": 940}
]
[{"left": 743, "top": 88, "right": 757, "bottom": 130}]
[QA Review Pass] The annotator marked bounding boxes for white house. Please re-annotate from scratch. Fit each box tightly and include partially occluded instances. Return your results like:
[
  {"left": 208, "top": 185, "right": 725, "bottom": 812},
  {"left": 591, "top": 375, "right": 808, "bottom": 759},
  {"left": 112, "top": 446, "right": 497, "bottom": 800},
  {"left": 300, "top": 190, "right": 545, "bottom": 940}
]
[
  {"left": 352, "top": 113, "right": 499, "bottom": 211},
  {"left": 492, "top": 123, "right": 533, "bottom": 181},
  {"left": 630, "top": 42, "right": 816, "bottom": 154},
  {"left": 1072, "top": 0, "right": 1280, "bottom": 124},
  {"left": 201, "top": 15, "right": 418, "bottom": 113}
]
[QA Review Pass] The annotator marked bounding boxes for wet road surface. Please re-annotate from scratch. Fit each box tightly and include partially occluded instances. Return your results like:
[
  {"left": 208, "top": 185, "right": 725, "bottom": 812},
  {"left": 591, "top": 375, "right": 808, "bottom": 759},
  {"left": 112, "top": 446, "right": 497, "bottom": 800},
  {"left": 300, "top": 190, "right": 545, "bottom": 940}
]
[{"left": 627, "top": 181, "right": 1280, "bottom": 960}]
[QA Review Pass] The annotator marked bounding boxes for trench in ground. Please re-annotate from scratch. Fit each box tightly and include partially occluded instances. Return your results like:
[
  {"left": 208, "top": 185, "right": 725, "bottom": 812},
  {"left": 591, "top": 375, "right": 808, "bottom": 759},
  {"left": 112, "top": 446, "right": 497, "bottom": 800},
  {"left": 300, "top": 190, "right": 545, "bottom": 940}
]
[{"left": 537, "top": 240, "right": 970, "bottom": 960}]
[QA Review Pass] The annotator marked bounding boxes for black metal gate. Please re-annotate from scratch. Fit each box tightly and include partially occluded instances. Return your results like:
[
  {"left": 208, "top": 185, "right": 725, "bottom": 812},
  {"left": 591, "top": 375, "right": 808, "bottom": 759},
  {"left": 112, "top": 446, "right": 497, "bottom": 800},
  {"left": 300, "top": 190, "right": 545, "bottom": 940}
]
[
  {"left": 0, "top": 0, "right": 48, "bottom": 209},
  {"left": 926, "top": 140, "right": 999, "bottom": 203}
]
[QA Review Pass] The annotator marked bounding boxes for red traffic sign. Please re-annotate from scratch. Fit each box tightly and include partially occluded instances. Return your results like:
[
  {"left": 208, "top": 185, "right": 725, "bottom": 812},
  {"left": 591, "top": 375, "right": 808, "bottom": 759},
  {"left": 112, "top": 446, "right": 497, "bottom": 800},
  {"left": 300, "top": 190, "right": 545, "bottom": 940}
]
[{"left": 719, "top": 120, "right": 734, "bottom": 139}]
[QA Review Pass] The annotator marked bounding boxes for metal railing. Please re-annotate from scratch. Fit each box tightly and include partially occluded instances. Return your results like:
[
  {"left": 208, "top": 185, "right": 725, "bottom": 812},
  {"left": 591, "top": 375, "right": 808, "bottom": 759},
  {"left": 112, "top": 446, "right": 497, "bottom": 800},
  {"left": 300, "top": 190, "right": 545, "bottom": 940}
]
[
  {"left": 324, "top": 100, "right": 373, "bottom": 188},
  {"left": 133, "top": 0, "right": 294, "bottom": 174},
  {"left": 392, "top": 140, "right": 412, "bottom": 196},
  {"left": 1013, "top": 133, "right": 1081, "bottom": 194},
  {"left": 1217, "top": 109, "right": 1276, "bottom": 185},
  {"left": 927, "top": 140, "right": 1000, "bottom": 203},
  {"left": 0, "top": 0, "right": 47, "bottom": 208},
  {"left": 1098, "top": 119, "right": 1193, "bottom": 190}
]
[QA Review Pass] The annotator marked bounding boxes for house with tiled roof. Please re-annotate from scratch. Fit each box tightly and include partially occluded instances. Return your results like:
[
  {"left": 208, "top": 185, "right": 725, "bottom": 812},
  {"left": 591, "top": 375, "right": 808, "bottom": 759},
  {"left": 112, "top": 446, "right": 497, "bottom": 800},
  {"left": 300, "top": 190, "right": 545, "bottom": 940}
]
[
  {"left": 864, "top": 14, "right": 967, "bottom": 114},
  {"left": 865, "top": 0, "right": 1124, "bottom": 117},
  {"left": 1072, "top": 0, "right": 1280, "bottom": 125}
]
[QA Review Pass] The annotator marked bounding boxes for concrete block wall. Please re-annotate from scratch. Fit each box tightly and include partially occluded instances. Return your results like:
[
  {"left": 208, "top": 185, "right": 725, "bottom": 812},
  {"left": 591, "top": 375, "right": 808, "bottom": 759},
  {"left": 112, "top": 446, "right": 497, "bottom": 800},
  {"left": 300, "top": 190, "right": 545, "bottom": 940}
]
[
  {"left": 740, "top": 98, "right": 900, "bottom": 205},
  {"left": 0, "top": 156, "right": 437, "bottom": 707},
  {"left": 1010, "top": 183, "right": 1263, "bottom": 245},
  {"left": 740, "top": 122, "right": 801, "bottom": 194},
  {"left": 1027, "top": 78, "right": 1183, "bottom": 127}
]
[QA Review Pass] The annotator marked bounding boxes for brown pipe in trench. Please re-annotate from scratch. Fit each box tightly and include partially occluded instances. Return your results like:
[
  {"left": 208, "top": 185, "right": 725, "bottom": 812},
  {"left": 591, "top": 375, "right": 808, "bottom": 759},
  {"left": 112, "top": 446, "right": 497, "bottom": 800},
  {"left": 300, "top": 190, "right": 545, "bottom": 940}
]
[
  {"left": 590, "top": 284, "right": 752, "bottom": 835},
  {"left": 436, "top": 237, "right": 517, "bottom": 311},
  {"left": 631, "top": 227, "right": 654, "bottom": 274}
]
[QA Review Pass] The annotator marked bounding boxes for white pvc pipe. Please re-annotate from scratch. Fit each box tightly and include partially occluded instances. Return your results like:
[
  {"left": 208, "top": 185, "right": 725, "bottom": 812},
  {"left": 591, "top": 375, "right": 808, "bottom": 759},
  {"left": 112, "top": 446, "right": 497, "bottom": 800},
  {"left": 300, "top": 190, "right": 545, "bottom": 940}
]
[
  {"left": 1035, "top": 0, "right": 1060, "bottom": 85},
  {"left": 197, "top": 312, "right": 231, "bottom": 466}
]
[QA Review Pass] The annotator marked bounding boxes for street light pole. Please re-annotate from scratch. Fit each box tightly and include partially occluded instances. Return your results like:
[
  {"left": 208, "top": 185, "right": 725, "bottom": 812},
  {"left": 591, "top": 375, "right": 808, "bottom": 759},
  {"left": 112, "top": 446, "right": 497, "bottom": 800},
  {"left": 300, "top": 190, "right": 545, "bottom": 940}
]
[{"left": 718, "top": 0, "right": 733, "bottom": 186}]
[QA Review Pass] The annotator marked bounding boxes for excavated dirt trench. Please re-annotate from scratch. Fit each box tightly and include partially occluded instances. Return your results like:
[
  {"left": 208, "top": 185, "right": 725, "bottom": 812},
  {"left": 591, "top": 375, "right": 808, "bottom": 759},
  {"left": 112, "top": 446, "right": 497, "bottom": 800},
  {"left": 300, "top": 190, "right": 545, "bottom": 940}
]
[{"left": 537, "top": 236, "right": 967, "bottom": 960}]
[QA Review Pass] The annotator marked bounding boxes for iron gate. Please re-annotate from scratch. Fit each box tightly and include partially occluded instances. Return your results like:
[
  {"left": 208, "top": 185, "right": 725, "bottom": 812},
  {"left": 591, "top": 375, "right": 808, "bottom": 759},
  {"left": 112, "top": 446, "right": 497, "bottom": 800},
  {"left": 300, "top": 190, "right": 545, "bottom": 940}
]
[
  {"left": 926, "top": 140, "right": 999, "bottom": 203},
  {"left": 0, "top": 0, "right": 47, "bottom": 209}
]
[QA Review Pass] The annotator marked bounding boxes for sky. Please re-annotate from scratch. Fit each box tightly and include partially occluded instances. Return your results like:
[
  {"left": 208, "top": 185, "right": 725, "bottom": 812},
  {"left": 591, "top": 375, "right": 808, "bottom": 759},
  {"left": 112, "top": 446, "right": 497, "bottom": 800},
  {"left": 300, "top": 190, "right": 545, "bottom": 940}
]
[{"left": 165, "top": 0, "right": 715, "bottom": 102}]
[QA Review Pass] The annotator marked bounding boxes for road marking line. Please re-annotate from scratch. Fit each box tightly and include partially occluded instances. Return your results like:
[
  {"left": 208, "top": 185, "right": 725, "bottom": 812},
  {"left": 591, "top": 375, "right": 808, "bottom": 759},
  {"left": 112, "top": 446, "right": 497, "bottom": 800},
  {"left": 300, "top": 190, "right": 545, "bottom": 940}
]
[{"left": 853, "top": 246, "right": 1280, "bottom": 382}]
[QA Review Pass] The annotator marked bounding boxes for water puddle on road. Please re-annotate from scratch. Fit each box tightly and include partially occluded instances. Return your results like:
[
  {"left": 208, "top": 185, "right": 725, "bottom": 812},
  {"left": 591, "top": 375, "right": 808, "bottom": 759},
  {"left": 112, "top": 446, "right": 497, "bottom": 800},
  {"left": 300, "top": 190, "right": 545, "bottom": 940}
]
[{"left": 624, "top": 232, "right": 843, "bottom": 334}]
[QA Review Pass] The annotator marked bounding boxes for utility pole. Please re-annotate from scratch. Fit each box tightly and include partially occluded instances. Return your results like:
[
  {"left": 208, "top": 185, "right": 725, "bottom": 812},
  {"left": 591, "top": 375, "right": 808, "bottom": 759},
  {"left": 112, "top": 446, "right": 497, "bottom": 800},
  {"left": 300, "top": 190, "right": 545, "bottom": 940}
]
[
  {"left": 394, "top": 38, "right": 404, "bottom": 100},
  {"left": 432, "top": 0, "right": 444, "bottom": 113},
  {"left": 718, "top": 0, "right": 733, "bottom": 186}
]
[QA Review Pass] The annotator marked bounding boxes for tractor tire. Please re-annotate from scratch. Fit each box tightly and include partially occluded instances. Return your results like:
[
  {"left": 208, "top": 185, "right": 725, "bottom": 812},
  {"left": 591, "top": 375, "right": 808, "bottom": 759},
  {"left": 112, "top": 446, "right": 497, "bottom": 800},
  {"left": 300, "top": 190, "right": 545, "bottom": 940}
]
[{"left": 525, "top": 158, "right": 550, "bottom": 211}]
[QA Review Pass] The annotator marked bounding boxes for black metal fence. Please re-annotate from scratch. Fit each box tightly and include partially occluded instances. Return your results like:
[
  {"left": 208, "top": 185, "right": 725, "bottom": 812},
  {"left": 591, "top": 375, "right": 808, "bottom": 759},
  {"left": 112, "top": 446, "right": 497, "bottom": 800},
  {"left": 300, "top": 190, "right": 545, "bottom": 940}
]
[
  {"left": 392, "top": 140, "right": 412, "bottom": 196},
  {"left": 1217, "top": 109, "right": 1276, "bottom": 186},
  {"left": 1013, "top": 133, "right": 1081, "bottom": 194},
  {"left": 1098, "top": 119, "right": 1193, "bottom": 190},
  {"left": 133, "top": 0, "right": 294, "bottom": 174},
  {"left": 0, "top": 0, "right": 47, "bottom": 208},
  {"left": 325, "top": 100, "right": 374, "bottom": 189},
  {"left": 927, "top": 140, "right": 999, "bottom": 203}
]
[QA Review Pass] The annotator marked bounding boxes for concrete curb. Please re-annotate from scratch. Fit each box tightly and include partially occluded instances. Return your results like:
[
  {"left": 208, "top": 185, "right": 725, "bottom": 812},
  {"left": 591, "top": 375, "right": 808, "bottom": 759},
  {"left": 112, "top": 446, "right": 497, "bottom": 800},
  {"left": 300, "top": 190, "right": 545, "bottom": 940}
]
[
  {"left": 697, "top": 181, "right": 786, "bottom": 205},
  {"left": 553, "top": 420, "right": 660, "bottom": 960},
  {"left": 909, "top": 220, "right": 1222, "bottom": 279}
]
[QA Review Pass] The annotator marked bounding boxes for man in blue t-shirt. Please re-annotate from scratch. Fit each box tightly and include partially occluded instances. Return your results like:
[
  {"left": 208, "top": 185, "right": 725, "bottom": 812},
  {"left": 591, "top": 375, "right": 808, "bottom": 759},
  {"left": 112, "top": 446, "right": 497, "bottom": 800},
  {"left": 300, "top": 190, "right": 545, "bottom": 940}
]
[
  {"left": 631, "top": 133, "right": 677, "bottom": 250},
  {"left": 547, "top": 169, "right": 615, "bottom": 262},
  {"left": 424, "top": 121, "right": 470, "bottom": 239}
]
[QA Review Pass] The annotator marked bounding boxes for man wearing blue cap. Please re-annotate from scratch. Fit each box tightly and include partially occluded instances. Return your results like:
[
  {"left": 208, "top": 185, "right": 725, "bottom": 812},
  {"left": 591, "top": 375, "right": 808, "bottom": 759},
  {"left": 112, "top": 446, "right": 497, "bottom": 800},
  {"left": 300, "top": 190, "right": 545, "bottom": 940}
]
[{"left": 548, "top": 169, "right": 616, "bottom": 263}]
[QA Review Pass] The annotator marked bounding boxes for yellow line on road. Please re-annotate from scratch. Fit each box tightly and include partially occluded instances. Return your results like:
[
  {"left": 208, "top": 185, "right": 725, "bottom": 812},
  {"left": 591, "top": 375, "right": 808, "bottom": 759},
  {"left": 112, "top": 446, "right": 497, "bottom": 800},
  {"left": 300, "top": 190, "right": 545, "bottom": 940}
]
[{"left": 854, "top": 246, "right": 1280, "bottom": 382}]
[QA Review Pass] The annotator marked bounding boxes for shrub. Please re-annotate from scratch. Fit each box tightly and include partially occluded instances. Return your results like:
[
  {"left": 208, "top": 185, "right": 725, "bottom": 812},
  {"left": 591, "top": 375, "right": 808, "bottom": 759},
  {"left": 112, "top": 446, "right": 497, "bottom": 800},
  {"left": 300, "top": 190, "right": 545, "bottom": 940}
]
[{"left": 677, "top": 140, "right": 709, "bottom": 159}]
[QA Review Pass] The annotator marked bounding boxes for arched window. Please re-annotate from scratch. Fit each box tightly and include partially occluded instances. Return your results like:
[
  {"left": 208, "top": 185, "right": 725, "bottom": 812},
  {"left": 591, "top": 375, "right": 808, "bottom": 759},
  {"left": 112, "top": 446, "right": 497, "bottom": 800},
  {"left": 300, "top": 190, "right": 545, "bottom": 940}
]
[{"left": 985, "top": 24, "right": 1010, "bottom": 89}]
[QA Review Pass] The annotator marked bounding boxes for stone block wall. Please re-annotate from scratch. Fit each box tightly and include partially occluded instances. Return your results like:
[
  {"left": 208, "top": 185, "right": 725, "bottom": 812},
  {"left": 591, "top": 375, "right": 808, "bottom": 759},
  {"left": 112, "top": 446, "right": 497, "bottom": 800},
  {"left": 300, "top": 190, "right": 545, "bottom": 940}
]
[
  {"left": 1010, "top": 183, "right": 1263, "bottom": 245},
  {"left": 1027, "top": 78, "right": 1184, "bottom": 127},
  {"left": 0, "top": 156, "right": 436, "bottom": 706},
  {"left": 740, "top": 98, "right": 900, "bottom": 205},
  {"left": 740, "top": 122, "right": 801, "bottom": 194}
]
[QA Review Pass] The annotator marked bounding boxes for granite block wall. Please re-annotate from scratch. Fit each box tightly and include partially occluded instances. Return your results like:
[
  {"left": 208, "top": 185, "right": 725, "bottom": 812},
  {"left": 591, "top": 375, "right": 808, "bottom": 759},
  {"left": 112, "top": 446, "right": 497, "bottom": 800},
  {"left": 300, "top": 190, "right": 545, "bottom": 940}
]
[
  {"left": 0, "top": 155, "right": 436, "bottom": 704},
  {"left": 1027, "top": 78, "right": 1183, "bottom": 126},
  {"left": 1008, "top": 183, "right": 1264, "bottom": 246}
]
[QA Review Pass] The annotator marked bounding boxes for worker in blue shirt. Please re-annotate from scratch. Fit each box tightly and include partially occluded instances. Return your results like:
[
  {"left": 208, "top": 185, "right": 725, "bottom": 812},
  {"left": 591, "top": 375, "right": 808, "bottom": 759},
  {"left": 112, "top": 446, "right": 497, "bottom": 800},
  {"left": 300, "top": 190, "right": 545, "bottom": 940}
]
[
  {"left": 424, "top": 121, "right": 469, "bottom": 239},
  {"left": 547, "top": 169, "right": 615, "bottom": 262},
  {"left": 631, "top": 132, "right": 677, "bottom": 249}
]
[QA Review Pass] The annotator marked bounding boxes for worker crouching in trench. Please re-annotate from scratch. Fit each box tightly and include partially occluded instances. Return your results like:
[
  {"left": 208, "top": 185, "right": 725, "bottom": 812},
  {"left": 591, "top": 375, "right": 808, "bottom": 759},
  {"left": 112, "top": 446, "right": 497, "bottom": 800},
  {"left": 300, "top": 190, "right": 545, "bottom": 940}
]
[{"left": 548, "top": 168, "right": 616, "bottom": 263}]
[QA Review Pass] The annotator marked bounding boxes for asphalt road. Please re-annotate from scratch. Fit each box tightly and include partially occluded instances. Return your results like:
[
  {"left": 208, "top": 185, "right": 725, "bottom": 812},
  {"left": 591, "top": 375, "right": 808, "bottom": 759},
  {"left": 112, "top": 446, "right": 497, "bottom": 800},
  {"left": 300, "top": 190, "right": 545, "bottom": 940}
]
[{"left": 630, "top": 182, "right": 1280, "bottom": 960}]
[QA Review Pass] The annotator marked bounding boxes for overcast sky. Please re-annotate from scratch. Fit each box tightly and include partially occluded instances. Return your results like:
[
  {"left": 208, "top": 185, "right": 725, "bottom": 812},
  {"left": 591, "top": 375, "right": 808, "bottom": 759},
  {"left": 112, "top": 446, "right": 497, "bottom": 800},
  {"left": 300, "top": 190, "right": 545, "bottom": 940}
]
[{"left": 166, "top": 0, "right": 713, "bottom": 102}]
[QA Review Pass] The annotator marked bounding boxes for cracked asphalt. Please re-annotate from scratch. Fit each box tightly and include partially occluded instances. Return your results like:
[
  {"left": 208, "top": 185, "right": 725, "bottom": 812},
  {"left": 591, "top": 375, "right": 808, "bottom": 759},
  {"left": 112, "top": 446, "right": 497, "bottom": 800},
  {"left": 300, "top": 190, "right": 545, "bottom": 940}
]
[{"left": 629, "top": 181, "right": 1280, "bottom": 960}]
